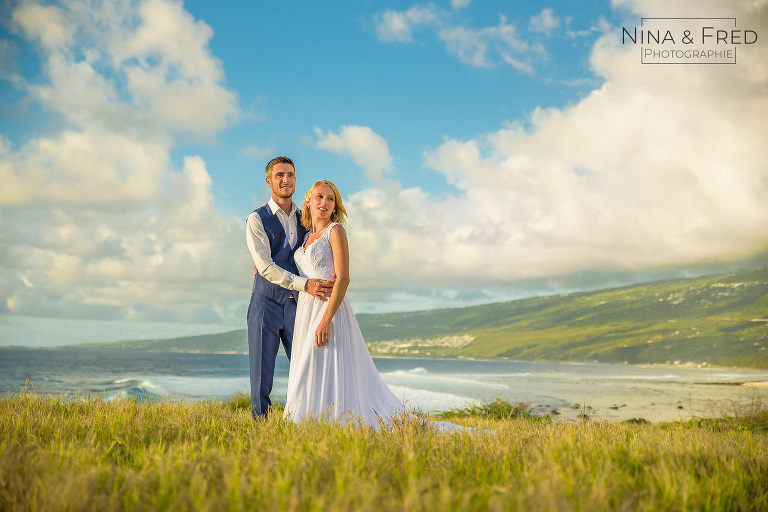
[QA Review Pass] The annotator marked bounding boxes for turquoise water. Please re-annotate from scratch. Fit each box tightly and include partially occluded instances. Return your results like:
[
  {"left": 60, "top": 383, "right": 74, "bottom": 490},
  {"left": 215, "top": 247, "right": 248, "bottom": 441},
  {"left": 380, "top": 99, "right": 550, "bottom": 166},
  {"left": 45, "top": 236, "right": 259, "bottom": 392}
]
[{"left": 2, "top": 348, "right": 767, "bottom": 422}]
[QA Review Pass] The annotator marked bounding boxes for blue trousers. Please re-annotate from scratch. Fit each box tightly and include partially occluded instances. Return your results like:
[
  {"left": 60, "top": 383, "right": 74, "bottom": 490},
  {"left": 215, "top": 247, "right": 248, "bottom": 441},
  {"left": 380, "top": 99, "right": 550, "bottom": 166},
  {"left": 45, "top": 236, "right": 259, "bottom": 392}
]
[{"left": 247, "top": 292, "right": 296, "bottom": 419}]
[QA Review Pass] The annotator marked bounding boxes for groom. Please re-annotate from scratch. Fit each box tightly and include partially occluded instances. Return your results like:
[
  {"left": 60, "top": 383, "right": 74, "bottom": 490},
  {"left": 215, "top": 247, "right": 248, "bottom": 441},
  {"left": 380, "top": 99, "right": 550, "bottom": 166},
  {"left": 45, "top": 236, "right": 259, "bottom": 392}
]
[{"left": 246, "top": 156, "right": 334, "bottom": 419}]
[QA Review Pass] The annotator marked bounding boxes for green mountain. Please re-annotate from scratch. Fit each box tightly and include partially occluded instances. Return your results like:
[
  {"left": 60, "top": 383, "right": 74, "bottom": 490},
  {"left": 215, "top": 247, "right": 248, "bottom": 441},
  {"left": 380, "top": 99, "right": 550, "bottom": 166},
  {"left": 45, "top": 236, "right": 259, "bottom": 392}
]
[{"left": 69, "top": 267, "right": 768, "bottom": 368}]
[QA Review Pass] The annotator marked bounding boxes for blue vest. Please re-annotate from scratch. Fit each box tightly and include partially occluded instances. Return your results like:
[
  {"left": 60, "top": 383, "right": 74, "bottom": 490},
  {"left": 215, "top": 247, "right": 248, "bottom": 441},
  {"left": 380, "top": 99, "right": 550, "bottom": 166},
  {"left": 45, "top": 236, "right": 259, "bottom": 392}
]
[{"left": 251, "top": 204, "right": 307, "bottom": 304}]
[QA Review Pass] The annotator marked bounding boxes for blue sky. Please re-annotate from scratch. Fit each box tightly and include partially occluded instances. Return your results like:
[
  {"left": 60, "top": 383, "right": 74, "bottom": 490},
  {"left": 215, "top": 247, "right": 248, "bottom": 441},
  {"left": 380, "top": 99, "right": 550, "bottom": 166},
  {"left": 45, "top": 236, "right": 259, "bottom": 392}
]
[
  {"left": 173, "top": 0, "right": 615, "bottom": 214},
  {"left": 1, "top": 0, "right": 767, "bottom": 343}
]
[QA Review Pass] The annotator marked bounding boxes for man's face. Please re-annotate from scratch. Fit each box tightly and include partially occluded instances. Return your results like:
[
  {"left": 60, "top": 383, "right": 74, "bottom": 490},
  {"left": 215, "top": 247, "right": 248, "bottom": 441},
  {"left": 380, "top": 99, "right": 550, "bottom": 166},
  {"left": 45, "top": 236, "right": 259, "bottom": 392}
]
[{"left": 266, "top": 163, "right": 296, "bottom": 200}]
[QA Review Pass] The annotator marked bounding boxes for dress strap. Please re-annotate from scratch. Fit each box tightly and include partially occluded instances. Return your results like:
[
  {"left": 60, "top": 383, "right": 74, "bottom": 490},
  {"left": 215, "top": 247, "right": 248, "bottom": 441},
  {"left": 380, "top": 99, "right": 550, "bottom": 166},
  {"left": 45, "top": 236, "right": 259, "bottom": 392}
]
[{"left": 321, "top": 222, "right": 341, "bottom": 240}]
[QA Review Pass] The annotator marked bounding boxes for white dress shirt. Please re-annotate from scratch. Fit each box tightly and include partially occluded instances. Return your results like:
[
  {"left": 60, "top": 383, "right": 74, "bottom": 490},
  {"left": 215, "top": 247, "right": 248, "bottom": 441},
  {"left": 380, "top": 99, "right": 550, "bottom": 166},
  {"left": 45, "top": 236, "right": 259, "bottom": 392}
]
[{"left": 246, "top": 198, "right": 308, "bottom": 293}]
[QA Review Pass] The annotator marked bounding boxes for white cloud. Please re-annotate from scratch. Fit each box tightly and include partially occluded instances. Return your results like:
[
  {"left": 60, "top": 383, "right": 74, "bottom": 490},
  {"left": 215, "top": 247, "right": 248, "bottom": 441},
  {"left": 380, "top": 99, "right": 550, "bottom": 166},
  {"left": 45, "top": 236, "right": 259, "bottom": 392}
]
[
  {"left": 121, "top": 0, "right": 221, "bottom": 80},
  {"left": 315, "top": 125, "right": 394, "bottom": 182},
  {"left": 0, "top": 130, "right": 167, "bottom": 207},
  {"left": 374, "top": 5, "right": 544, "bottom": 71},
  {"left": 529, "top": 8, "right": 560, "bottom": 37},
  {"left": 1, "top": 147, "right": 249, "bottom": 323},
  {"left": 12, "top": 0, "right": 238, "bottom": 139},
  {"left": 451, "top": 0, "right": 472, "bottom": 9},
  {"left": 439, "top": 15, "right": 539, "bottom": 72},
  {"left": 343, "top": 0, "right": 768, "bottom": 310},
  {"left": 373, "top": 4, "right": 440, "bottom": 43},
  {"left": 12, "top": 3, "right": 75, "bottom": 50},
  {"left": 0, "top": 0, "right": 247, "bottom": 324}
]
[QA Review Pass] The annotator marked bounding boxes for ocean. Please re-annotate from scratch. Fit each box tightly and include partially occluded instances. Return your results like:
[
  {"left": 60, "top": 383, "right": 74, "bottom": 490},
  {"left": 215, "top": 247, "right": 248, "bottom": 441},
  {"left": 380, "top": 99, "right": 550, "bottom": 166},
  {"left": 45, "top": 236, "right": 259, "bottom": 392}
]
[{"left": 2, "top": 347, "right": 768, "bottom": 422}]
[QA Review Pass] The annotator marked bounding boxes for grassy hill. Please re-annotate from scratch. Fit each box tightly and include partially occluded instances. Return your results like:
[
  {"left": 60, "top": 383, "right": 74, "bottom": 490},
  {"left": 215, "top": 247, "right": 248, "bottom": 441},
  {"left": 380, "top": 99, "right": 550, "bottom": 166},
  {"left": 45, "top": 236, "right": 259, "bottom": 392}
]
[
  {"left": 69, "top": 267, "right": 768, "bottom": 368},
  {"left": 360, "top": 266, "right": 768, "bottom": 367}
]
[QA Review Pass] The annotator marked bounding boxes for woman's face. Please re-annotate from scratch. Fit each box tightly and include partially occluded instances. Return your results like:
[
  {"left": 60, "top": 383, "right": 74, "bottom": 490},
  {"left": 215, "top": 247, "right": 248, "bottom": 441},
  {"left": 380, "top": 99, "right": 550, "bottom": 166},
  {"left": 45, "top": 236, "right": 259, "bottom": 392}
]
[{"left": 309, "top": 184, "right": 336, "bottom": 224}]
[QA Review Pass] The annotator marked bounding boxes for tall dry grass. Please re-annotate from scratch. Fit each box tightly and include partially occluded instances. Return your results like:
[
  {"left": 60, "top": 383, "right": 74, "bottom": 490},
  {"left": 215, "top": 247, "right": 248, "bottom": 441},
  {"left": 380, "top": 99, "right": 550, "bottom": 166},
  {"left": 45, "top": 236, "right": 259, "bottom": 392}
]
[{"left": 1, "top": 390, "right": 767, "bottom": 511}]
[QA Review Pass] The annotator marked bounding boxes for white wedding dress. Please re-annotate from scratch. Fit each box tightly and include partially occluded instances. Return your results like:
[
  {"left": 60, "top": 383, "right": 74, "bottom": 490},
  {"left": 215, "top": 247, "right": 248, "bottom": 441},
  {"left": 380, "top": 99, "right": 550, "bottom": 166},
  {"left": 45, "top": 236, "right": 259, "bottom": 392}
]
[
  {"left": 284, "top": 223, "right": 478, "bottom": 434},
  {"left": 285, "top": 223, "right": 406, "bottom": 426}
]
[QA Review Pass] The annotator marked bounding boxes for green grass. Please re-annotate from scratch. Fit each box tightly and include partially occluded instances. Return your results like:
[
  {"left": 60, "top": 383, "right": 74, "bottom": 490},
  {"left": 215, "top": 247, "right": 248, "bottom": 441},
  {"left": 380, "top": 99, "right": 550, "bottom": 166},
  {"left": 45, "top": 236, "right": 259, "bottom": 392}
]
[
  {"left": 437, "top": 397, "right": 536, "bottom": 421},
  {"left": 2, "top": 391, "right": 767, "bottom": 511}
]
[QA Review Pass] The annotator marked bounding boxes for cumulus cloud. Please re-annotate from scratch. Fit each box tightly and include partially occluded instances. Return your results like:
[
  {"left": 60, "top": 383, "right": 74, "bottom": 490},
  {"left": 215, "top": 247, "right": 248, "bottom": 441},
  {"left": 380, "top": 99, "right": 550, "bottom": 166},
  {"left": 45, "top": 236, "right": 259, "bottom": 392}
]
[
  {"left": 344, "top": 0, "right": 768, "bottom": 311},
  {"left": 0, "top": 0, "right": 246, "bottom": 324},
  {"left": 315, "top": 125, "right": 394, "bottom": 182},
  {"left": 374, "top": 4, "right": 544, "bottom": 71},
  {"left": 11, "top": 0, "right": 238, "bottom": 139}
]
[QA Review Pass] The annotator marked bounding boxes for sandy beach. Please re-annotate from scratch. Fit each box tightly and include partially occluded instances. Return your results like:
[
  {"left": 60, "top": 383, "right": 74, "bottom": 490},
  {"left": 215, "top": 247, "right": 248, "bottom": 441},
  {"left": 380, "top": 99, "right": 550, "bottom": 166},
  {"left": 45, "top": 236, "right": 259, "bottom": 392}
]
[{"left": 742, "top": 381, "right": 768, "bottom": 389}]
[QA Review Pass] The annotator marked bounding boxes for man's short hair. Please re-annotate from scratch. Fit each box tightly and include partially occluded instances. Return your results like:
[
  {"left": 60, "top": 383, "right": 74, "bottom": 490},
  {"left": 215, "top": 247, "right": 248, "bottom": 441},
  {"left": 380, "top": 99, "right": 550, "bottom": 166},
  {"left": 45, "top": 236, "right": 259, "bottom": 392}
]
[{"left": 266, "top": 156, "right": 295, "bottom": 178}]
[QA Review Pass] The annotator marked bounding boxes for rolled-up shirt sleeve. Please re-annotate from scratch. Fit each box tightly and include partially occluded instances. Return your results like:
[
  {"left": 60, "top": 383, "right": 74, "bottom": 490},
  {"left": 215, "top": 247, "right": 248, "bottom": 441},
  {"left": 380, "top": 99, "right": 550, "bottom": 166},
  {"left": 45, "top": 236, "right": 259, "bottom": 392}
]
[{"left": 246, "top": 212, "right": 308, "bottom": 293}]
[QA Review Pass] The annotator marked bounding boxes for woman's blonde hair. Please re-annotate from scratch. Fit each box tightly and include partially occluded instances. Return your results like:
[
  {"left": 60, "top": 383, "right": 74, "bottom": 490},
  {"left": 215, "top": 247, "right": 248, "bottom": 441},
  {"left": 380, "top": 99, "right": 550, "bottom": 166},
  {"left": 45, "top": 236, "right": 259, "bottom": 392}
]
[{"left": 301, "top": 180, "right": 347, "bottom": 230}]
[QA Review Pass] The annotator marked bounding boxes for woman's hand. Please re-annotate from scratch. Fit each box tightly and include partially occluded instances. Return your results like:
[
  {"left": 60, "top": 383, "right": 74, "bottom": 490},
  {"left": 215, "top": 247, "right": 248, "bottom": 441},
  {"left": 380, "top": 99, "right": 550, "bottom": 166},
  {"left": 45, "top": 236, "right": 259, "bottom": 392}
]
[
  {"left": 312, "top": 225, "right": 349, "bottom": 349},
  {"left": 315, "top": 319, "right": 331, "bottom": 347}
]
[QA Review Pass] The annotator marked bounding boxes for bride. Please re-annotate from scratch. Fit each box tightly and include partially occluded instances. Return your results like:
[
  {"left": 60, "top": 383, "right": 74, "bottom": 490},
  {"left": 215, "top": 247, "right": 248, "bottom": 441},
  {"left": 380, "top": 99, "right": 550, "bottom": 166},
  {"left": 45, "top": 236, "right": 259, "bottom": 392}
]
[
  {"left": 284, "top": 180, "right": 477, "bottom": 433},
  {"left": 284, "top": 180, "right": 406, "bottom": 426}
]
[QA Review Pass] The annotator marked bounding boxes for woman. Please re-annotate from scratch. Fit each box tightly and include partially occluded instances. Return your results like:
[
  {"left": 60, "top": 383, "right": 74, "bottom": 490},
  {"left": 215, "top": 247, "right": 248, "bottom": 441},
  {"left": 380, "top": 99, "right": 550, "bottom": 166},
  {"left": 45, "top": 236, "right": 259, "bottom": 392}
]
[
  {"left": 284, "top": 180, "right": 405, "bottom": 426},
  {"left": 284, "top": 180, "right": 475, "bottom": 433}
]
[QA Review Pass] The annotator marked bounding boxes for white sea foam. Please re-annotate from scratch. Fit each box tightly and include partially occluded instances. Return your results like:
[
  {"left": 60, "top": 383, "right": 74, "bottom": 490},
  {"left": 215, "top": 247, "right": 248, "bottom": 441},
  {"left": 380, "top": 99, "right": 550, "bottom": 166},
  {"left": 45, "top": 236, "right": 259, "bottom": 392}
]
[
  {"left": 386, "top": 385, "right": 478, "bottom": 413},
  {"left": 709, "top": 373, "right": 755, "bottom": 379},
  {"left": 482, "top": 372, "right": 534, "bottom": 378},
  {"left": 108, "top": 375, "right": 250, "bottom": 399},
  {"left": 596, "top": 374, "right": 680, "bottom": 381},
  {"left": 380, "top": 368, "right": 510, "bottom": 389}
]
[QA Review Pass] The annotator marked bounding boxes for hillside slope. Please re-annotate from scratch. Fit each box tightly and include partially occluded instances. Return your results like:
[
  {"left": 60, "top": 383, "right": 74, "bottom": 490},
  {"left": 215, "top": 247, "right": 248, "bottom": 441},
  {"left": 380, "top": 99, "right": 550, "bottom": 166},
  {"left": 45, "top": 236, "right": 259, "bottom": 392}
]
[
  {"left": 68, "top": 267, "right": 768, "bottom": 367},
  {"left": 357, "top": 267, "right": 768, "bottom": 367}
]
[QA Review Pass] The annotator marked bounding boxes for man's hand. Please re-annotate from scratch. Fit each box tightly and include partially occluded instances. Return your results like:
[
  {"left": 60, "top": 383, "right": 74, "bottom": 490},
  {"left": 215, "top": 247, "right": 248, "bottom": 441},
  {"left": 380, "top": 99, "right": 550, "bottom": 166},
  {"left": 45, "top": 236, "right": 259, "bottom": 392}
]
[{"left": 305, "top": 278, "right": 334, "bottom": 301}]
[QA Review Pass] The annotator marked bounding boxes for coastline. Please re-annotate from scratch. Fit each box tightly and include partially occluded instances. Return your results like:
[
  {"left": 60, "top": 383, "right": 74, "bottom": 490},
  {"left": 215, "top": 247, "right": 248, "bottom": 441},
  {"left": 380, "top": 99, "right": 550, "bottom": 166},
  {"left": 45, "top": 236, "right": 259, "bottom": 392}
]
[
  {"left": 4, "top": 345, "right": 768, "bottom": 371},
  {"left": 743, "top": 381, "right": 768, "bottom": 389}
]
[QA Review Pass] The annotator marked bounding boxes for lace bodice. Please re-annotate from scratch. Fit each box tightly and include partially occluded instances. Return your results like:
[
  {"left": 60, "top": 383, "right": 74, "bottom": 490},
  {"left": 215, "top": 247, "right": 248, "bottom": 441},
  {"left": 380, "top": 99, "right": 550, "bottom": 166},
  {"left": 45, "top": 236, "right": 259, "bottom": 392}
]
[{"left": 294, "top": 223, "right": 341, "bottom": 281}]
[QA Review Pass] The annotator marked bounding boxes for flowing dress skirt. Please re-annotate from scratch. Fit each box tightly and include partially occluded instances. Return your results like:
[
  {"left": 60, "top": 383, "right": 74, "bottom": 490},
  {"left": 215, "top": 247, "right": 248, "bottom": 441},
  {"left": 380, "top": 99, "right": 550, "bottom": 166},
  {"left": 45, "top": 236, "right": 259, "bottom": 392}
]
[{"left": 284, "top": 292, "right": 406, "bottom": 426}]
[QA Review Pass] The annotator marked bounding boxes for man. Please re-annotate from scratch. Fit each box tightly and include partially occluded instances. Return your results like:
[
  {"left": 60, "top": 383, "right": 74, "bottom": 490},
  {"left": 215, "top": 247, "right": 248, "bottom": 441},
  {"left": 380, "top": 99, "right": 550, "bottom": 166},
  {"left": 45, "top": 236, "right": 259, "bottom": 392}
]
[{"left": 246, "top": 156, "right": 334, "bottom": 419}]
